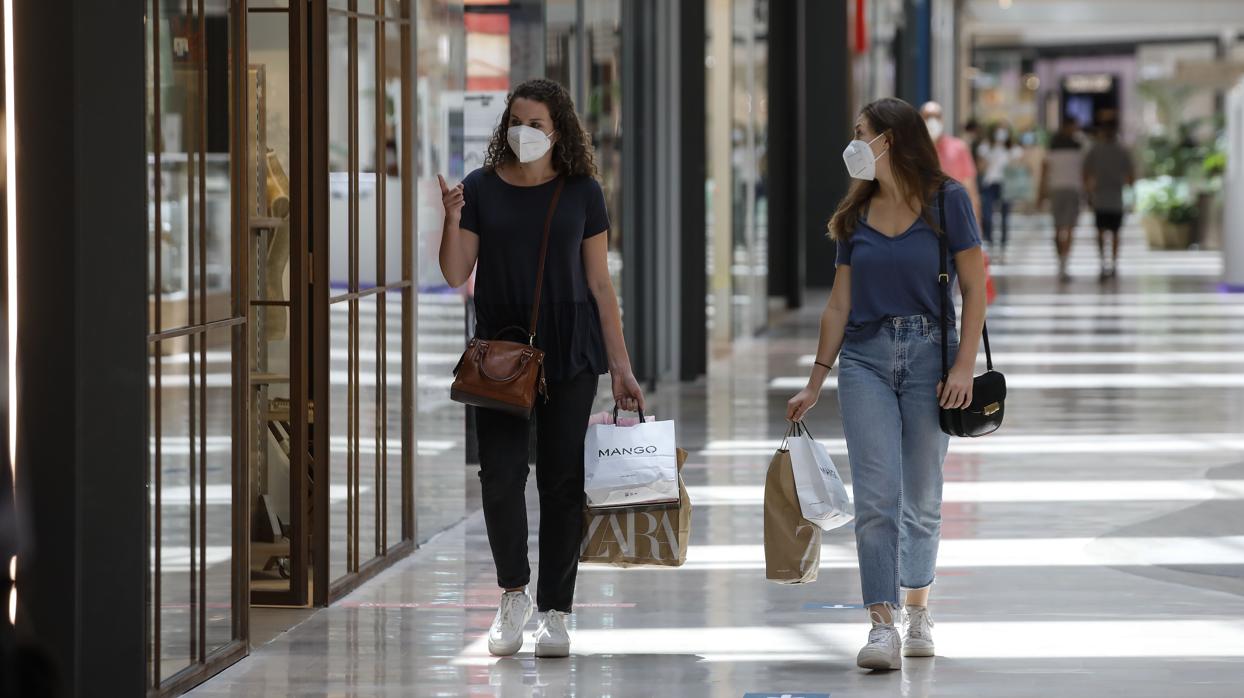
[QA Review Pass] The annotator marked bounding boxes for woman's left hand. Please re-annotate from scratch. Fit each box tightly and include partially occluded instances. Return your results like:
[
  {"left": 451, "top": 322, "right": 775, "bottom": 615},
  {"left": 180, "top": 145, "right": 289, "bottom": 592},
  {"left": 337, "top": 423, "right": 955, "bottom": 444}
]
[
  {"left": 938, "top": 365, "right": 974, "bottom": 409},
  {"left": 612, "top": 370, "right": 646, "bottom": 414}
]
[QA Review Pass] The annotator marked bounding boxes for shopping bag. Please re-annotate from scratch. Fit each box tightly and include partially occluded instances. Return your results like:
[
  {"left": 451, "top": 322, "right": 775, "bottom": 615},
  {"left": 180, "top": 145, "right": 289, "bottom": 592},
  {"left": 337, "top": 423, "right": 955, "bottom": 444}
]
[
  {"left": 764, "top": 438, "right": 821, "bottom": 584},
  {"left": 580, "top": 448, "right": 692, "bottom": 568},
  {"left": 788, "top": 422, "right": 854, "bottom": 532},
  {"left": 583, "top": 409, "right": 679, "bottom": 509}
]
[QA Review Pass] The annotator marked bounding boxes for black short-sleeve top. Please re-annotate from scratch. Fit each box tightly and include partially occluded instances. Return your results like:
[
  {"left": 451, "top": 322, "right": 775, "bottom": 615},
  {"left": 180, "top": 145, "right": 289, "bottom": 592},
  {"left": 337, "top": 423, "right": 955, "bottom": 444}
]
[{"left": 459, "top": 168, "right": 609, "bottom": 382}]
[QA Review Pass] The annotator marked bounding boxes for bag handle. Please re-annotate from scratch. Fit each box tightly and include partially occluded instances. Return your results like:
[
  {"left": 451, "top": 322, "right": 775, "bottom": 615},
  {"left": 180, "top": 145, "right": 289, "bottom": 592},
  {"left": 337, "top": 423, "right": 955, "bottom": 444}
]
[
  {"left": 527, "top": 178, "right": 566, "bottom": 345},
  {"left": 612, "top": 403, "right": 647, "bottom": 426},
  {"left": 780, "top": 420, "right": 805, "bottom": 451},
  {"left": 938, "top": 188, "right": 993, "bottom": 381}
]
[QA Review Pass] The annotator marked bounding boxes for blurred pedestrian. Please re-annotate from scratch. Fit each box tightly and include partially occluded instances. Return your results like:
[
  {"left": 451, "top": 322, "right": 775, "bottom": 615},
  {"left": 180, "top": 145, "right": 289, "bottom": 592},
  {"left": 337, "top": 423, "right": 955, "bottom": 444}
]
[
  {"left": 977, "top": 122, "right": 1024, "bottom": 254},
  {"left": 1083, "top": 121, "right": 1134, "bottom": 280},
  {"left": 921, "top": 102, "right": 982, "bottom": 223},
  {"left": 1039, "top": 119, "right": 1085, "bottom": 282}
]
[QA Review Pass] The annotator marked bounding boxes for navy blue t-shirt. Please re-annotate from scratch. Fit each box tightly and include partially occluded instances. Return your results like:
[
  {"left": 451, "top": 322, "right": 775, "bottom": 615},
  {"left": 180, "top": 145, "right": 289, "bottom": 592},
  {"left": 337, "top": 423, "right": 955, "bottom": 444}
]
[
  {"left": 835, "top": 181, "right": 981, "bottom": 338},
  {"left": 460, "top": 168, "right": 610, "bottom": 382}
]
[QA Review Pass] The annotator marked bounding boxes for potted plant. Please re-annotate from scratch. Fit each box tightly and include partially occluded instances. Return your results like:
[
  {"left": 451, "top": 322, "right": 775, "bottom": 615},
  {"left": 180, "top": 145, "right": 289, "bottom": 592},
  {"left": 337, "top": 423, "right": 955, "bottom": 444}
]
[{"left": 1135, "top": 176, "right": 1199, "bottom": 249}]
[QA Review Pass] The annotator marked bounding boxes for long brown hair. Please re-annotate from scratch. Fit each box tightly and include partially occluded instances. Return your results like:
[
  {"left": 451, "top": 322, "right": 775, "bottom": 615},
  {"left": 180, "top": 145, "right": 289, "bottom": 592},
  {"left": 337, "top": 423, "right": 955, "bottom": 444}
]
[
  {"left": 483, "top": 79, "right": 598, "bottom": 178},
  {"left": 828, "top": 98, "right": 948, "bottom": 240}
]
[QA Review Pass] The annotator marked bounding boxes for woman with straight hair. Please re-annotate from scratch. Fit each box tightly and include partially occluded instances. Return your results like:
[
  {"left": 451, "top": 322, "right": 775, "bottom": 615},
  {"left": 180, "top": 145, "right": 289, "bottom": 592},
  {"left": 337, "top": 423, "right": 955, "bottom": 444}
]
[
  {"left": 787, "top": 97, "right": 988, "bottom": 670},
  {"left": 438, "top": 78, "right": 644, "bottom": 658}
]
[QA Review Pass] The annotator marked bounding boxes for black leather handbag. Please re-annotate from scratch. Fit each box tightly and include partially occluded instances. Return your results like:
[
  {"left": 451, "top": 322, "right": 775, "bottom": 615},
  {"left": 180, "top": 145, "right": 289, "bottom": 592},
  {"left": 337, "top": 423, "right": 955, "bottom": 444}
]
[{"left": 937, "top": 189, "right": 1006, "bottom": 438}]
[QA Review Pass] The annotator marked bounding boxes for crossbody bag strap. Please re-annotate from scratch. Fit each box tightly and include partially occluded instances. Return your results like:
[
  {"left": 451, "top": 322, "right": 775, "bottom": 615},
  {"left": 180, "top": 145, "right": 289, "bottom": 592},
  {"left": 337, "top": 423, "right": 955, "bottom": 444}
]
[
  {"left": 937, "top": 186, "right": 995, "bottom": 378},
  {"left": 527, "top": 178, "right": 566, "bottom": 344},
  {"left": 938, "top": 190, "right": 950, "bottom": 381}
]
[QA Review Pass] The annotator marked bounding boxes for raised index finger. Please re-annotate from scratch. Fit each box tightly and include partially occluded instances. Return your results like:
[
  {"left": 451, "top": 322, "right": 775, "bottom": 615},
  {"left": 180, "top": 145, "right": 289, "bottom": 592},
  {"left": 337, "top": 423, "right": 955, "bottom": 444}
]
[{"left": 437, "top": 174, "right": 449, "bottom": 194}]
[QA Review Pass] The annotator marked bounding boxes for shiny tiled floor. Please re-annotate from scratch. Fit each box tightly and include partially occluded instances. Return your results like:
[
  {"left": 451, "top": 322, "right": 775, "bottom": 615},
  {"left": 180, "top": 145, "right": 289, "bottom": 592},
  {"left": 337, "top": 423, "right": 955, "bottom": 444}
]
[{"left": 191, "top": 215, "right": 1244, "bottom": 697}]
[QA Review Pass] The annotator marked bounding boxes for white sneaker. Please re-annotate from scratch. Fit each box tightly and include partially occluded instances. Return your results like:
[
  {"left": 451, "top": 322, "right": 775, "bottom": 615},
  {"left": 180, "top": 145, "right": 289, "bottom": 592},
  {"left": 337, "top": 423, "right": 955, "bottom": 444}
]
[
  {"left": 488, "top": 590, "right": 534, "bottom": 657},
  {"left": 902, "top": 605, "right": 935, "bottom": 657},
  {"left": 856, "top": 611, "right": 902, "bottom": 670},
  {"left": 533, "top": 610, "right": 571, "bottom": 658}
]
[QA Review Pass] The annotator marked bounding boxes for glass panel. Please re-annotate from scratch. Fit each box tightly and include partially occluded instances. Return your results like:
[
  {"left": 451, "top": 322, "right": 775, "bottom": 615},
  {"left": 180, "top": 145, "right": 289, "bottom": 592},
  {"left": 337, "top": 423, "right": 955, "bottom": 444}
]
[
  {"left": 730, "top": 0, "right": 768, "bottom": 337},
  {"left": 329, "top": 300, "right": 353, "bottom": 582},
  {"left": 147, "top": 344, "right": 157, "bottom": 685},
  {"left": 383, "top": 19, "right": 404, "bottom": 286},
  {"left": 204, "top": 327, "right": 234, "bottom": 653},
  {"left": 151, "top": 0, "right": 194, "bottom": 331},
  {"left": 583, "top": 1, "right": 624, "bottom": 297},
  {"left": 157, "top": 333, "right": 196, "bottom": 680},
  {"left": 385, "top": 0, "right": 402, "bottom": 19},
  {"left": 384, "top": 292, "right": 405, "bottom": 548},
  {"left": 358, "top": 295, "right": 380, "bottom": 564},
  {"left": 328, "top": 11, "right": 352, "bottom": 295},
  {"left": 248, "top": 3, "right": 294, "bottom": 599},
  {"left": 202, "top": 7, "right": 232, "bottom": 322},
  {"left": 359, "top": 19, "right": 380, "bottom": 289},
  {"left": 414, "top": 0, "right": 468, "bottom": 543},
  {"left": 249, "top": 0, "right": 290, "bottom": 8}
]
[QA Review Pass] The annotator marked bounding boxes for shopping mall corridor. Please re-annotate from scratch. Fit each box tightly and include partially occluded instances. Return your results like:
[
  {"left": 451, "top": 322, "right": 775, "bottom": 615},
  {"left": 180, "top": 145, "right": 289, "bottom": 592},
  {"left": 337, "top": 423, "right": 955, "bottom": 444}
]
[{"left": 190, "top": 216, "right": 1244, "bottom": 697}]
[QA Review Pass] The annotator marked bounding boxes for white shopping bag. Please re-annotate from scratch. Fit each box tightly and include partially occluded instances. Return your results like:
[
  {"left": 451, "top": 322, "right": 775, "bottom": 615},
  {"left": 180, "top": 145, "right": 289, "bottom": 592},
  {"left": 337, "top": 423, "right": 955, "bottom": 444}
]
[
  {"left": 584, "top": 410, "right": 679, "bottom": 509},
  {"left": 787, "top": 421, "right": 854, "bottom": 531}
]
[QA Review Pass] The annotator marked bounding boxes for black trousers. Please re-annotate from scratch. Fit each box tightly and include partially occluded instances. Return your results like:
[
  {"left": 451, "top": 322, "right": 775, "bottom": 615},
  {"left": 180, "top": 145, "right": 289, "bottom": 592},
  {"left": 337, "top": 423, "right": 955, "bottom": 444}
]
[{"left": 476, "top": 370, "right": 599, "bottom": 613}]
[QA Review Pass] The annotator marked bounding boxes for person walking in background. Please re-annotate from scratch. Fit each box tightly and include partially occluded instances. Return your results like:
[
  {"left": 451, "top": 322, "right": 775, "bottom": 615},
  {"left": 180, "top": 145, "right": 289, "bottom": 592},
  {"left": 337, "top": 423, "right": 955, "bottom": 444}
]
[
  {"left": 921, "top": 102, "right": 982, "bottom": 223},
  {"left": 787, "top": 97, "right": 987, "bottom": 671},
  {"left": 1083, "top": 121, "right": 1134, "bottom": 280},
  {"left": 977, "top": 122, "right": 1024, "bottom": 255},
  {"left": 1039, "top": 119, "right": 1086, "bottom": 282},
  {"left": 438, "top": 78, "right": 644, "bottom": 659}
]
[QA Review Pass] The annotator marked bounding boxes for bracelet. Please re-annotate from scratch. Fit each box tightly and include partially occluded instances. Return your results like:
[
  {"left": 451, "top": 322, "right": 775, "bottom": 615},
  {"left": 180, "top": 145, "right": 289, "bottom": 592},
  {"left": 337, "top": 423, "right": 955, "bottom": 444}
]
[{"left": 813, "top": 360, "right": 833, "bottom": 371}]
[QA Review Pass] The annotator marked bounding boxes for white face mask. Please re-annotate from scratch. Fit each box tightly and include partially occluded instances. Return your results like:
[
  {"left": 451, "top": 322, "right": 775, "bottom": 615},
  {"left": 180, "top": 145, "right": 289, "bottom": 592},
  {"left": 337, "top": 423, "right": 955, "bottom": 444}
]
[
  {"left": 925, "top": 117, "right": 944, "bottom": 142},
  {"left": 843, "top": 133, "right": 888, "bottom": 181},
  {"left": 507, "top": 124, "right": 553, "bottom": 163}
]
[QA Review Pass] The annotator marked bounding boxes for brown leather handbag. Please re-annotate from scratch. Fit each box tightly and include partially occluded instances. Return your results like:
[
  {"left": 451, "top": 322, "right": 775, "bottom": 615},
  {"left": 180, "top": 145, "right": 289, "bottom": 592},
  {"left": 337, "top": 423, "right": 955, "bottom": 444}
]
[{"left": 450, "top": 178, "right": 565, "bottom": 419}]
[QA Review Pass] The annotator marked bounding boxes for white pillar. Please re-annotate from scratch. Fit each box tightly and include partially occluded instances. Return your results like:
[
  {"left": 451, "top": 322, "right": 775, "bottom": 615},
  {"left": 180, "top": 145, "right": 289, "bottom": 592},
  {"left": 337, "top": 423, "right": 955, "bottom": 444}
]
[{"left": 1224, "top": 78, "right": 1244, "bottom": 289}]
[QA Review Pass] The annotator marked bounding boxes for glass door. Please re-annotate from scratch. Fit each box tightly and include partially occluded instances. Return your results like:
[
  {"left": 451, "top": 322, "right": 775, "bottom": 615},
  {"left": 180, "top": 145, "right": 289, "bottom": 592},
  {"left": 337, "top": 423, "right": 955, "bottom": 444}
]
[{"left": 315, "top": 0, "right": 414, "bottom": 603}]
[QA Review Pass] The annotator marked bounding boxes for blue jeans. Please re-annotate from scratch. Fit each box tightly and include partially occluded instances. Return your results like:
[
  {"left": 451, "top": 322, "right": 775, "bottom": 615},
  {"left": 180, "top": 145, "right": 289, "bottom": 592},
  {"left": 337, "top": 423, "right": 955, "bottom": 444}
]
[{"left": 837, "top": 315, "right": 957, "bottom": 608}]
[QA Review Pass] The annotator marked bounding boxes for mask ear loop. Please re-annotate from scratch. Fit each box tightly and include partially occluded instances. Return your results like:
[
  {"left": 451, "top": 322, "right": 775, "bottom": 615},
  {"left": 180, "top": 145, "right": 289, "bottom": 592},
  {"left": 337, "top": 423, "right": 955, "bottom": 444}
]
[{"left": 868, "top": 132, "right": 889, "bottom": 162}]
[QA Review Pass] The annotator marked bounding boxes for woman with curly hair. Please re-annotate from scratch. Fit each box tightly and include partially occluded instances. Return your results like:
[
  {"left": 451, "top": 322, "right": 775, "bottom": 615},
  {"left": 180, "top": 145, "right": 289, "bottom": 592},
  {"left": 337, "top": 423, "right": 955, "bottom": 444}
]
[{"left": 438, "top": 79, "right": 643, "bottom": 659}]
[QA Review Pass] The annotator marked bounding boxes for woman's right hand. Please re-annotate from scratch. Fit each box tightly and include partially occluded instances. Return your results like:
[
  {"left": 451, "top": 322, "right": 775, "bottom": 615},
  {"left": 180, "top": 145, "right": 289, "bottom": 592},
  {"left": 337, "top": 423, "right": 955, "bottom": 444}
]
[
  {"left": 786, "top": 386, "right": 819, "bottom": 422},
  {"left": 438, "top": 174, "right": 464, "bottom": 222}
]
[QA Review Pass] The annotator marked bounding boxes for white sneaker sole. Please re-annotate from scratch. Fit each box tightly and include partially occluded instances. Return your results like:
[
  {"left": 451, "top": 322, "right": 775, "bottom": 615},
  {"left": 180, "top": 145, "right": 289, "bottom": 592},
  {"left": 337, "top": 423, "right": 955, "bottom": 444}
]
[
  {"left": 856, "top": 649, "right": 901, "bottom": 670},
  {"left": 902, "top": 642, "right": 935, "bottom": 657},
  {"left": 535, "top": 641, "right": 570, "bottom": 658}
]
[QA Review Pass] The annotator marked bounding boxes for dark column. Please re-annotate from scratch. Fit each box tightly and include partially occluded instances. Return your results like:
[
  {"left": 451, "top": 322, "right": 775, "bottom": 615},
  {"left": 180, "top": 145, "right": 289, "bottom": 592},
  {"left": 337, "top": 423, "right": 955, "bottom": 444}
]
[
  {"left": 800, "top": 0, "right": 852, "bottom": 288},
  {"left": 767, "top": 0, "right": 802, "bottom": 307},
  {"left": 13, "top": 1, "right": 147, "bottom": 696},
  {"left": 679, "top": 0, "right": 707, "bottom": 378},
  {"left": 899, "top": 0, "right": 932, "bottom": 106}
]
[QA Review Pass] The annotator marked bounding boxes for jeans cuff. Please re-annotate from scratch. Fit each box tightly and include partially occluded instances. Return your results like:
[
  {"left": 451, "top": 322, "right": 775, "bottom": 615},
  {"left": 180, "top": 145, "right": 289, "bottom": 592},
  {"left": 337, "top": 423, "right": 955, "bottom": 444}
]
[{"left": 900, "top": 578, "right": 935, "bottom": 593}]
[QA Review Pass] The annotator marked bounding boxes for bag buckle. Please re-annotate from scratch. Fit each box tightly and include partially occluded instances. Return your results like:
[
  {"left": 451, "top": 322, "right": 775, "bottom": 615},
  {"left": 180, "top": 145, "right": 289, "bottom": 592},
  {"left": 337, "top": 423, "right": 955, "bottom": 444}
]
[
  {"left": 983, "top": 402, "right": 1000, "bottom": 416},
  {"left": 938, "top": 273, "right": 949, "bottom": 283}
]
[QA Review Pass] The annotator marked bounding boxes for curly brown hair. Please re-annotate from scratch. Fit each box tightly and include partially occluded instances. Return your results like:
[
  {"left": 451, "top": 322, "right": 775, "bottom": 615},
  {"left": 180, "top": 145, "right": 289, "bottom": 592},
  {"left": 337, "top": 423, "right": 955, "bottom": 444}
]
[{"left": 483, "top": 79, "right": 598, "bottom": 178}]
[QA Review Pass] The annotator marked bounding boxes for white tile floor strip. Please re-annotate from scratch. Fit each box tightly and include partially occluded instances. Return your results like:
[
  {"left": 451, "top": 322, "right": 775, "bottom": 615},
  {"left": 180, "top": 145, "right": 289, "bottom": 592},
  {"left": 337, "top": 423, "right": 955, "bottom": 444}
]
[
  {"left": 769, "top": 373, "right": 1244, "bottom": 391},
  {"left": 455, "top": 619, "right": 1244, "bottom": 665},
  {"left": 799, "top": 351, "right": 1244, "bottom": 366},
  {"left": 700, "top": 433, "right": 1244, "bottom": 456},
  {"left": 623, "top": 536, "right": 1244, "bottom": 572},
  {"left": 686, "top": 480, "right": 1244, "bottom": 505}
]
